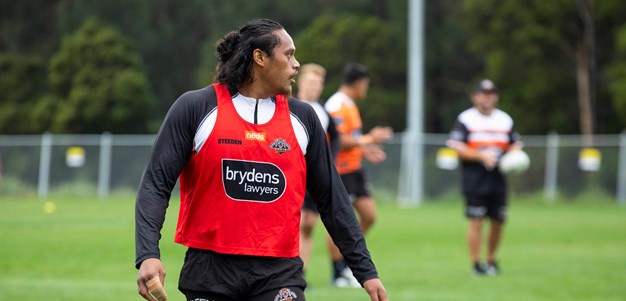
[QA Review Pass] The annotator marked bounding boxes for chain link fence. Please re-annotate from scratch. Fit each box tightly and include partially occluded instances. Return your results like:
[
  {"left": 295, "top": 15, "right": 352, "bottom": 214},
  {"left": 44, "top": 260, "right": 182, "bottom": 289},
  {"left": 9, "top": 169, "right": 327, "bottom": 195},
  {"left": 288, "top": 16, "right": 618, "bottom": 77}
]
[{"left": 1, "top": 132, "right": 624, "bottom": 204}]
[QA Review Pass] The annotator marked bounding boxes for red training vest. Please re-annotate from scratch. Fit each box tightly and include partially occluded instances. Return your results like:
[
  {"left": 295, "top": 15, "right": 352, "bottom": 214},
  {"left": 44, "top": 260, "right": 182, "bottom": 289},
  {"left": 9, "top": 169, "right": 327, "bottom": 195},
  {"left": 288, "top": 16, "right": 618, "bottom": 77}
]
[{"left": 175, "top": 84, "right": 306, "bottom": 257}]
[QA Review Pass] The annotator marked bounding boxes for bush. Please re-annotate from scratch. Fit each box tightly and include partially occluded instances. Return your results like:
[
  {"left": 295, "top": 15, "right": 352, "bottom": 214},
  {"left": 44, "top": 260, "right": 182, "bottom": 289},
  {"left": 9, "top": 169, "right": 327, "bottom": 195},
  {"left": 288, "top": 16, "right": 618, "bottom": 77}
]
[{"left": 0, "top": 176, "right": 37, "bottom": 199}]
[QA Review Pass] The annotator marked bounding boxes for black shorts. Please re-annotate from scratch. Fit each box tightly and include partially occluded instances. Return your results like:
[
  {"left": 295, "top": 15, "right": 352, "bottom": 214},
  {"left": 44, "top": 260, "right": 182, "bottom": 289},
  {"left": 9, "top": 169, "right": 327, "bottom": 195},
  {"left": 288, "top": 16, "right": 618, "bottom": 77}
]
[
  {"left": 463, "top": 192, "right": 507, "bottom": 222},
  {"left": 340, "top": 169, "right": 371, "bottom": 203},
  {"left": 179, "top": 248, "right": 307, "bottom": 301},
  {"left": 301, "top": 191, "right": 318, "bottom": 213}
]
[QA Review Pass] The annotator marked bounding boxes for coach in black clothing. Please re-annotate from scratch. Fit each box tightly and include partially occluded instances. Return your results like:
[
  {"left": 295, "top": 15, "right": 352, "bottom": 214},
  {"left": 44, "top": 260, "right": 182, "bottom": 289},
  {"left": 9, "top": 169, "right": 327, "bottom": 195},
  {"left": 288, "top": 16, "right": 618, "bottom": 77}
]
[
  {"left": 447, "top": 79, "right": 523, "bottom": 276},
  {"left": 135, "top": 19, "right": 388, "bottom": 301}
]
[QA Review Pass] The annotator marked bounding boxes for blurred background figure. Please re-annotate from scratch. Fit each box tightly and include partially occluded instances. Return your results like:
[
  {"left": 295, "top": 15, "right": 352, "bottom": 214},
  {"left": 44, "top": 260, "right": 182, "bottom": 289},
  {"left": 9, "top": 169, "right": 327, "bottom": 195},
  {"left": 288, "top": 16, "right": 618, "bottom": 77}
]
[
  {"left": 295, "top": 63, "right": 340, "bottom": 275},
  {"left": 324, "top": 63, "right": 393, "bottom": 287},
  {"left": 446, "top": 79, "right": 523, "bottom": 276}
]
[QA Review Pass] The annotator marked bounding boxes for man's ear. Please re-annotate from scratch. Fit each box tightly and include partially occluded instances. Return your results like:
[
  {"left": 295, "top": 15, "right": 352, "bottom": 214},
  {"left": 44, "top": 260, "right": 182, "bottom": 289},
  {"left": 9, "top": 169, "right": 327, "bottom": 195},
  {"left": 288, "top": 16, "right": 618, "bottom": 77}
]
[{"left": 253, "top": 49, "right": 266, "bottom": 67}]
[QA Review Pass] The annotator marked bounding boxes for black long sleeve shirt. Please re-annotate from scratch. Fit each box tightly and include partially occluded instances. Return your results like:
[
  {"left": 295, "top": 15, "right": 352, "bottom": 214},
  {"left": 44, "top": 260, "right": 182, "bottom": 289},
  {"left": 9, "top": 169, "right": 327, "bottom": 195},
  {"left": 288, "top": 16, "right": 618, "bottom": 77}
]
[{"left": 135, "top": 85, "right": 378, "bottom": 284}]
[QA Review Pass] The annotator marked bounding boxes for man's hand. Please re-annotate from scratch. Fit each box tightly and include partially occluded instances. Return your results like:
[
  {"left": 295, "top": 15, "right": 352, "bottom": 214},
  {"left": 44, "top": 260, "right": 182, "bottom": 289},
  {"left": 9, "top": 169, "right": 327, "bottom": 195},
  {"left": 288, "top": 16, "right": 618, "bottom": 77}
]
[
  {"left": 137, "top": 258, "right": 167, "bottom": 301},
  {"left": 363, "top": 144, "right": 387, "bottom": 164},
  {"left": 363, "top": 278, "right": 388, "bottom": 301},
  {"left": 478, "top": 149, "right": 498, "bottom": 170},
  {"left": 368, "top": 126, "right": 393, "bottom": 144}
]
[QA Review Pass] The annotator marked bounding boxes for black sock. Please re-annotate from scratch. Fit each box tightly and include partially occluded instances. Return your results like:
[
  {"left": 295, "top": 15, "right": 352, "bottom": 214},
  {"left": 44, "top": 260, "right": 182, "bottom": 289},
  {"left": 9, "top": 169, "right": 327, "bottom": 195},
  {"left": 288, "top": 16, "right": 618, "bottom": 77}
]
[{"left": 332, "top": 260, "right": 347, "bottom": 279}]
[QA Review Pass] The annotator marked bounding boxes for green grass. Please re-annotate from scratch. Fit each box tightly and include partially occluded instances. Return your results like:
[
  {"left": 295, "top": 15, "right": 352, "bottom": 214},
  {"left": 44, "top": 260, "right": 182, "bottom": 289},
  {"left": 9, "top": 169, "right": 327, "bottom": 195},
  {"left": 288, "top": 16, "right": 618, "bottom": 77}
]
[{"left": 0, "top": 195, "right": 624, "bottom": 301}]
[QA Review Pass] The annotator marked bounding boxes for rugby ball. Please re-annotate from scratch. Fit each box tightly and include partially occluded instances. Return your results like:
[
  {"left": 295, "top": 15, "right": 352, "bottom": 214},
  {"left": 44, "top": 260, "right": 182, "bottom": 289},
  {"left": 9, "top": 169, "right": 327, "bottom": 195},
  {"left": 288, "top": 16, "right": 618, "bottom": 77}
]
[{"left": 498, "top": 149, "right": 530, "bottom": 175}]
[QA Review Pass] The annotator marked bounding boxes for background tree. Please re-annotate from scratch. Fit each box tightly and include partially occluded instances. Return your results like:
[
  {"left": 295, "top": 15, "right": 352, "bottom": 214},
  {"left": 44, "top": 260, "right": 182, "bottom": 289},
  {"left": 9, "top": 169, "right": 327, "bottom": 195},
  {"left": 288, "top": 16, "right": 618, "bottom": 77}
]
[
  {"left": 0, "top": 54, "right": 47, "bottom": 133},
  {"left": 0, "top": 0, "right": 61, "bottom": 56},
  {"left": 607, "top": 27, "right": 626, "bottom": 126},
  {"left": 295, "top": 14, "right": 407, "bottom": 131},
  {"left": 424, "top": 0, "right": 483, "bottom": 133},
  {"left": 194, "top": 1, "right": 405, "bottom": 85},
  {"left": 603, "top": 5, "right": 626, "bottom": 128},
  {"left": 39, "top": 18, "right": 152, "bottom": 133},
  {"left": 2, "top": 0, "right": 626, "bottom": 135},
  {"left": 55, "top": 0, "right": 210, "bottom": 131},
  {"left": 461, "top": 0, "right": 626, "bottom": 135}
]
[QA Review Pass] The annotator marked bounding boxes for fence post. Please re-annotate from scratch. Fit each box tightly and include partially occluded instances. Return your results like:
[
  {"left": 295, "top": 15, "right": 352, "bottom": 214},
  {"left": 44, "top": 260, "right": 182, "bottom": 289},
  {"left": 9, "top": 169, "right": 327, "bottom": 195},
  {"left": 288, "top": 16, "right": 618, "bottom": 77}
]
[
  {"left": 398, "top": 131, "right": 423, "bottom": 207},
  {"left": 97, "top": 132, "right": 112, "bottom": 199},
  {"left": 544, "top": 131, "right": 559, "bottom": 202},
  {"left": 37, "top": 133, "right": 52, "bottom": 199},
  {"left": 397, "top": 0, "right": 425, "bottom": 207},
  {"left": 617, "top": 130, "right": 626, "bottom": 206}
]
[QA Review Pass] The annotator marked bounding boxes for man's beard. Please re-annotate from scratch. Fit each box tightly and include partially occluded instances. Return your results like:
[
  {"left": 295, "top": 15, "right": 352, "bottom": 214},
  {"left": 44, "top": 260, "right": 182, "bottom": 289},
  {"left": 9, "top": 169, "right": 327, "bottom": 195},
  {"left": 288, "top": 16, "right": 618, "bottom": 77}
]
[{"left": 278, "top": 85, "right": 293, "bottom": 97}]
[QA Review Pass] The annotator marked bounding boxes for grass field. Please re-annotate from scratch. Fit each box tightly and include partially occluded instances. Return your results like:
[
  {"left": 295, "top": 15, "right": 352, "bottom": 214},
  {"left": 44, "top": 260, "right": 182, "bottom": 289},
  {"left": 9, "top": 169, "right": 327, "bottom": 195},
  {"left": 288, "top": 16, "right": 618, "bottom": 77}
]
[{"left": 0, "top": 195, "right": 624, "bottom": 301}]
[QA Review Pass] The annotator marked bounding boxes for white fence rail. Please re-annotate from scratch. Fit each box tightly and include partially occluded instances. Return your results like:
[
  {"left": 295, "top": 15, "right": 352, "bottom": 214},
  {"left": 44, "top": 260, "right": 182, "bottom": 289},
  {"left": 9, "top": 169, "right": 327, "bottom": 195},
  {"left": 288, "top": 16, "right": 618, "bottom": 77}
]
[{"left": 0, "top": 132, "right": 624, "bottom": 205}]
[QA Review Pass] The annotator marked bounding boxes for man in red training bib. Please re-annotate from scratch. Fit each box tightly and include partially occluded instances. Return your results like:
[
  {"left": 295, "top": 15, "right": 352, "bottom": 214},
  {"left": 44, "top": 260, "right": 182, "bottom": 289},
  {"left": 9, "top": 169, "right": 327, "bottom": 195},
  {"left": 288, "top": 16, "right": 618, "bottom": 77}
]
[{"left": 135, "top": 19, "right": 388, "bottom": 301}]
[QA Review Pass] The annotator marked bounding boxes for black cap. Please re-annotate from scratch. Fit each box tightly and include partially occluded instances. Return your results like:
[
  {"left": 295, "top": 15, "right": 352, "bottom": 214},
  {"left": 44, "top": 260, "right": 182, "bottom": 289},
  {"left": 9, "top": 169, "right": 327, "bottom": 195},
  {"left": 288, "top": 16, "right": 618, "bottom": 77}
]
[{"left": 474, "top": 79, "right": 497, "bottom": 93}]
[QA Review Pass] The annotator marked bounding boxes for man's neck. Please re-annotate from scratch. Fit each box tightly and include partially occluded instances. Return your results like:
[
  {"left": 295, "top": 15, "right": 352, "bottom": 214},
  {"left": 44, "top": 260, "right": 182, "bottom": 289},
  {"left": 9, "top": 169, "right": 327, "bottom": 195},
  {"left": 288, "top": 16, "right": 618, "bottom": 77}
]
[
  {"left": 297, "top": 93, "right": 315, "bottom": 103},
  {"left": 238, "top": 83, "right": 272, "bottom": 100},
  {"left": 338, "top": 86, "right": 356, "bottom": 101},
  {"left": 476, "top": 107, "right": 494, "bottom": 116}
]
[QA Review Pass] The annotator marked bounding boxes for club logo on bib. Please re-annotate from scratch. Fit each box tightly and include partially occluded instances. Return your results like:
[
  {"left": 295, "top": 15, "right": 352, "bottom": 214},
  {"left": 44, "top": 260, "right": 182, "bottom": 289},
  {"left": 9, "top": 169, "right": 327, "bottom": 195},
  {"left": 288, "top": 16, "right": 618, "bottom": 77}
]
[
  {"left": 269, "top": 138, "right": 291, "bottom": 154},
  {"left": 222, "top": 159, "right": 286, "bottom": 202}
]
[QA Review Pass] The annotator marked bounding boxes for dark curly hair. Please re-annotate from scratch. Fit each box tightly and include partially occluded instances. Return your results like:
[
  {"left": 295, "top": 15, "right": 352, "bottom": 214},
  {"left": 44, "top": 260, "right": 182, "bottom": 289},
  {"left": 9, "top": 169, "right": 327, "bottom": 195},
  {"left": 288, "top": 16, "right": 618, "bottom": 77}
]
[{"left": 214, "top": 19, "right": 284, "bottom": 88}]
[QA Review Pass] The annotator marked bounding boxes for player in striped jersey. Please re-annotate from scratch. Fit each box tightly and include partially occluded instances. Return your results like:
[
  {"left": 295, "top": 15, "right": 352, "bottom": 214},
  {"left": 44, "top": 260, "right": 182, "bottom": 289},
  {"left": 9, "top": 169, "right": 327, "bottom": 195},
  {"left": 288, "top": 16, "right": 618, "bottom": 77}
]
[{"left": 447, "top": 79, "right": 523, "bottom": 276}]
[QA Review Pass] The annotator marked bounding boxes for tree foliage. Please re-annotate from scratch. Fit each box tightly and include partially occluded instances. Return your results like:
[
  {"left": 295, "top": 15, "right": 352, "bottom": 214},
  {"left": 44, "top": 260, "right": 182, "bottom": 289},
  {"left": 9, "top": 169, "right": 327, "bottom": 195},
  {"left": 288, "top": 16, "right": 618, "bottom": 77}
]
[
  {"left": 2, "top": 0, "right": 626, "bottom": 135},
  {"left": 0, "top": 54, "right": 47, "bottom": 133},
  {"left": 461, "top": 0, "right": 626, "bottom": 134},
  {"left": 605, "top": 21, "right": 626, "bottom": 128},
  {"left": 55, "top": 0, "right": 211, "bottom": 130},
  {"left": 423, "top": 1, "right": 484, "bottom": 133},
  {"left": 41, "top": 18, "right": 152, "bottom": 133},
  {"left": 0, "top": 0, "right": 60, "bottom": 55},
  {"left": 295, "top": 14, "right": 407, "bottom": 131},
  {"left": 195, "top": 0, "right": 403, "bottom": 89}
]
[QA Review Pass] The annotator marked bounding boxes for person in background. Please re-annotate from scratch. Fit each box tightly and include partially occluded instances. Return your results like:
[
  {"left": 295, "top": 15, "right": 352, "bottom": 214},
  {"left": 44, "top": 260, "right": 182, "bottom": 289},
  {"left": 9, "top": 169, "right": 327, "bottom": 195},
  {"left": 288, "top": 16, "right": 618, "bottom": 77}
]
[
  {"left": 135, "top": 19, "right": 388, "bottom": 301},
  {"left": 295, "top": 63, "right": 340, "bottom": 275},
  {"left": 324, "top": 62, "right": 393, "bottom": 287},
  {"left": 446, "top": 79, "right": 523, "bottom": 276}
]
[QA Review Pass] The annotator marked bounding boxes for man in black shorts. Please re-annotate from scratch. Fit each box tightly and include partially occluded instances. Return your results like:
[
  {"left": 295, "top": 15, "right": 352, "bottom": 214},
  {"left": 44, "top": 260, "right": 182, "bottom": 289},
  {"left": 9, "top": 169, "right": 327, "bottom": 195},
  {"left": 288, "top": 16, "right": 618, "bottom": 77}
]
[
  {"left": 324, "top": 63, "right": 393, "bottom": 287},
  {"left": 135, "top": 19, "right": 388, "bottom": 301},
  {"left": 447, "top": 79, "right": 523, "bottom": 276}
]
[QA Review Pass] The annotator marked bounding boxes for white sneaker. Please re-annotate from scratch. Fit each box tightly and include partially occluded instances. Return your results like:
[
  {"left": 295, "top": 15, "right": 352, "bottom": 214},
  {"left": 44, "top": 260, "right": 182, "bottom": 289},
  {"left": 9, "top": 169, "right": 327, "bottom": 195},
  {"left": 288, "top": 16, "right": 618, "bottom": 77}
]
[
  {"left": 332, "top": 277, "right": 351, "bottom": 288},
  {"left": 485, "top": 262, "right": 499, "bottom": 276},
  {"left": 333, "top": 268, "right": 360, "bottom": 288}
]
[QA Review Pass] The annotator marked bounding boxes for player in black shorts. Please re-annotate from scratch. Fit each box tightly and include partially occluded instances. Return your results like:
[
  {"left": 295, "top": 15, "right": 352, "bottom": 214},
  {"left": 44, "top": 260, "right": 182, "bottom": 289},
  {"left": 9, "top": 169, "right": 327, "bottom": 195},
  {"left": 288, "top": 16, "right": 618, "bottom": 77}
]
[
  {"left": 340, "top": 170, "right": 372, "bottom": 202},
  {"left": 324, "top": 63, "right": 393, "bottom": 287},
  {"left": 447, "top": 79, "right": 523, "bottom": 276}
]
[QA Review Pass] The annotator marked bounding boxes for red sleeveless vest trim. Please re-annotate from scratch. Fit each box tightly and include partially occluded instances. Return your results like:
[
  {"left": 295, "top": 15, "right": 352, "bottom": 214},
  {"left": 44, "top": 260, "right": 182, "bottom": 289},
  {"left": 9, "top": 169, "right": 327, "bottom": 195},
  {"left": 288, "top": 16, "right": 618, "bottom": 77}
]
[{"left": 175, "top": 84, "right": 306, "bottom": 257}]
